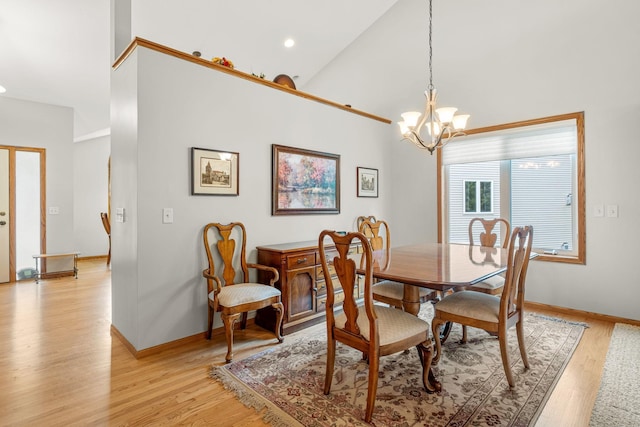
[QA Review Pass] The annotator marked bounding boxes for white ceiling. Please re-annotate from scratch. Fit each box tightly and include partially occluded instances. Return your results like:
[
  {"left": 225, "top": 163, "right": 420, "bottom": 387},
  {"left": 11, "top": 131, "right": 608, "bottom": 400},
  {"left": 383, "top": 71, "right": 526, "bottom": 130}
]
[{"left": 0, "top": 0, "right": 400, "bottom": 140}]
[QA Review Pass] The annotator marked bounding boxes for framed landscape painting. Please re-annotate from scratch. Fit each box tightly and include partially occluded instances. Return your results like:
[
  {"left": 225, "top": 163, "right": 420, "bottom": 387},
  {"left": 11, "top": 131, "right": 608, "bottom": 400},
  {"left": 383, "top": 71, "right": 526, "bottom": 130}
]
[
  {"left": 272, "top": 144, "right": 340, "bottom": 215},
  {"left": 357, "top": 167, "right": 378, "bottom": 197},
  {"left": 191, "top": 147, "right": 239, "bottom": 195}
]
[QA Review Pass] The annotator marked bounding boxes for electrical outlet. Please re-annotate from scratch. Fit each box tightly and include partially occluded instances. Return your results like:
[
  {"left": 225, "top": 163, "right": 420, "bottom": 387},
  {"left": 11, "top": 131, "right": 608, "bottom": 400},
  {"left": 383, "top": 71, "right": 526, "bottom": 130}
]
[
  {"left": 48, "top": 207, "right": 59, "bottom": 215},
  {"left": 606, "top": 204, "right": 619, "bottom": 218}
]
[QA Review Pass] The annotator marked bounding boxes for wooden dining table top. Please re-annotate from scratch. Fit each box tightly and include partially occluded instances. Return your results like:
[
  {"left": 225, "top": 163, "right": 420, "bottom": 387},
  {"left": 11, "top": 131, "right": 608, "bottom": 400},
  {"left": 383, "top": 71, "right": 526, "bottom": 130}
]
[{"left": 363, "top": 242, "right": 509, "bottom": 292}]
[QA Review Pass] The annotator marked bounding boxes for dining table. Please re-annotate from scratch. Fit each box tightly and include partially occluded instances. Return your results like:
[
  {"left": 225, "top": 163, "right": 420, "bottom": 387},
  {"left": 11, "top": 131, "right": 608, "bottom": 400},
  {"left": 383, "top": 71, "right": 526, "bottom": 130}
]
[{"left": 360, "top": 242, "right": 509, "bottom": 316}]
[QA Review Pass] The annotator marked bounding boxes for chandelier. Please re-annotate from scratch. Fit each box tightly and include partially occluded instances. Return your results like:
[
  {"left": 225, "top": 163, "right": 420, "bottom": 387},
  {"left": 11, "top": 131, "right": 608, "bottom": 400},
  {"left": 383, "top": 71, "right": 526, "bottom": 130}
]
[{"left": 397, "top": 0, "right": 469, "bottom": 154}]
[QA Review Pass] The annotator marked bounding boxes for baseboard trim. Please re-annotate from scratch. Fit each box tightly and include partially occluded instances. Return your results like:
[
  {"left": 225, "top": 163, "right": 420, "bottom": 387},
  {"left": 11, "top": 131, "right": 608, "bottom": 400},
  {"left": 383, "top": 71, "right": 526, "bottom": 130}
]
[
  {"left": 110, "top": 318, "right": 257, "bottom": 359},
  {"left": 525, "top": 301, "right": 640, "bottom": 327}
]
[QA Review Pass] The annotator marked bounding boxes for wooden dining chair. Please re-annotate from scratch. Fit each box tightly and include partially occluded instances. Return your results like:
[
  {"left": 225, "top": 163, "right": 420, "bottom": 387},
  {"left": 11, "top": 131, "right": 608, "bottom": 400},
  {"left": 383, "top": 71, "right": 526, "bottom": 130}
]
[
  {"left": 467, "top": 217, "right": 511, "bottom": 295},
  {"left": 358, "top": 217, "right": 435, "bottom": 310},
  {"left": 100, "top": 212, "right": 111, "bottom": 265},
  {"left": 432, "top": 225, "right": 534, "bottom": 388},
  {"left": 319, "top": 230, "right": 439, "bottom": 423},
  {"left": 202, "top": 222, "right": 284, "bottom": 363}
]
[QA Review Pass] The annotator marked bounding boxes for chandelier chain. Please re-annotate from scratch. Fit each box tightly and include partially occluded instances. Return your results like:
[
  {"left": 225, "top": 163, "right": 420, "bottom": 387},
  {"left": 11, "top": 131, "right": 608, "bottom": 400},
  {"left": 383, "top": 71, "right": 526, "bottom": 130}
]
[{"left": 428, "top": 0, "right": 433, "bottom": 90}]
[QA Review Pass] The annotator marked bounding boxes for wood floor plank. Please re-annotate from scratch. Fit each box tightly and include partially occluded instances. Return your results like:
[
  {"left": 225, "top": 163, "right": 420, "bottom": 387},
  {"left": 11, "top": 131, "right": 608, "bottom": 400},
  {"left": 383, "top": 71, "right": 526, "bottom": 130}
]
[{"left": 0, "top": 259, "right": 613, "bottom": 426}]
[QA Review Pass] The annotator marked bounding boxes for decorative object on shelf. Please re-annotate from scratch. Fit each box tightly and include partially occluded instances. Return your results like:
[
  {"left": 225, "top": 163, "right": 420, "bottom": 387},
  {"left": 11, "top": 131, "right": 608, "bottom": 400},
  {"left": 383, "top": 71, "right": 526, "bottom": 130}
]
[
  {"left": 212, "top": 56, "right": 234, "bottom": 68},
  {"left": 357, "top": 167, "right": 378, "bottom": 198},
  {"left": 273, "top": 74, "right": 296, "bottom": 89},
  {"left": 251, "top": 72, "right": 266, "bottom": 79},
  {"left": 191, "top": 147, "right": 239, "bottom": 196},
  {"left": 271, "top": 144, "right": 340, "bottom": 215},
  {"left": 192, "top": 51, "right": 201, "bottom": 57},
  {"left": 397, "top": 0, "right": 470, "bottom": 155}
]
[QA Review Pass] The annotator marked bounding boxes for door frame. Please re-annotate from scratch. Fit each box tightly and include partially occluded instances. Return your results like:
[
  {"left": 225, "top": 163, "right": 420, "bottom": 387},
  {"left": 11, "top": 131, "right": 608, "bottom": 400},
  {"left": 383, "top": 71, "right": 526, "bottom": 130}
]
[{"left": 0, "top": 145, "right": 46, "bottom": 283}]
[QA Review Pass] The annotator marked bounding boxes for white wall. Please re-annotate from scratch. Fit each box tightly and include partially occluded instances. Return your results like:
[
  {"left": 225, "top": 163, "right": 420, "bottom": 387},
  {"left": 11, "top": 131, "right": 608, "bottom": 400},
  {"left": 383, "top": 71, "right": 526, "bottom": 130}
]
[
  {"left": 305, "top": 0, "right": 640, "bottom": 321},
  {"left": 0, "top": 97, "right": 75, "bottom": 255},
  {"left": 73, "top": 135, "right": 111, "bottom": 257},
  {"left": 111, "top": 47, "right": 392, "bottom": 350}
]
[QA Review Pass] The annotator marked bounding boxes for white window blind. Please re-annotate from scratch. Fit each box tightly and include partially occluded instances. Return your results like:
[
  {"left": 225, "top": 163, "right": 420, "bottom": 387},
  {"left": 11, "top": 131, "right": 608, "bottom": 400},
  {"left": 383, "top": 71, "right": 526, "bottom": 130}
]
[{"left": 442, "top": 119, "right": 577, "bottom": 165}]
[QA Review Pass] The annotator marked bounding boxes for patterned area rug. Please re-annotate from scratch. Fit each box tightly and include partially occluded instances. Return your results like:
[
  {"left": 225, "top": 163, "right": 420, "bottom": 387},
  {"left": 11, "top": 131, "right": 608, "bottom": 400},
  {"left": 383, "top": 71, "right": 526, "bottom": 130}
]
[
  {"left": 589, "top": 323, "right": 640, "bottom": 427},
  {"left": 212, "top": 305, "right": 585, "bottom": 426}
]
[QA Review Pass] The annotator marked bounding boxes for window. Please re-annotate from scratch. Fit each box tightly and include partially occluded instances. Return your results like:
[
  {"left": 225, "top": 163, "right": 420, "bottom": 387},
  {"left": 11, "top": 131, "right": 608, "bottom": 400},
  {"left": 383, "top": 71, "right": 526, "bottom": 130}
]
[
  {"left": 464, "top": 180, "right": 493, "bottom": 213},
  {"left": 438, "top": 112, "right": 585, "bottom": 264}
]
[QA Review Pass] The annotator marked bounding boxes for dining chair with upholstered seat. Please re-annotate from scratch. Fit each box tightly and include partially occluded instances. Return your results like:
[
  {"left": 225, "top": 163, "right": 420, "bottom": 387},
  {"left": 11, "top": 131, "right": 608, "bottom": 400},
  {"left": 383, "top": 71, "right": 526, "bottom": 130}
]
[
  {"left": 358, "top": 217, "right": 436, "bottom": 310},
  {"left": 100, "top": 212, "right": 111, "bottom": 265},
  {"left": 319, "top": 230, "right": 439, "bottom": 423},
  {"left": 431, "top": 225, "right": 533, "bottom": 388},
  {"left": 202, "top": 222, "right": 284, "bottom": 363},
  {"left": 467, "top": 217, "right": 511, "bottom": 295}
]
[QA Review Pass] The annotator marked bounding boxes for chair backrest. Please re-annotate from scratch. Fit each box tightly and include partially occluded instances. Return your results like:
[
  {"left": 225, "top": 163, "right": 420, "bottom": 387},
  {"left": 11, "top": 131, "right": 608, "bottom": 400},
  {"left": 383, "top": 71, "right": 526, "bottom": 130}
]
[
  {"left": 357, "top": 217, "right": 391, "bottom": 269},
  {"left": 356, "top": 215, "right": 377, "bottom": 237},
  {"left": 100, "top": 212, "right": 110, "bottom": 235},
  {"left": 203, "top": 222, "right": 249, "bottom": 286},
  {"left": 468, "top": 217, "right": 511, "bottom": 248},
  {"left": 319, "top": 230, "right": 376, "bottom": 350},
  {"left": 500, "top": 225, "right": 534, "bottom": 319}
]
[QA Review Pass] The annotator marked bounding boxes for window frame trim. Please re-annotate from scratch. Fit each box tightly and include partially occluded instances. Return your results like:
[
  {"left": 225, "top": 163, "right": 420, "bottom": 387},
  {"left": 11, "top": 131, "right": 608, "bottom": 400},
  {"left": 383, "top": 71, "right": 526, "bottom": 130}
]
[{"left": 437, "top": 111, "right": 586, "bottom": 265}]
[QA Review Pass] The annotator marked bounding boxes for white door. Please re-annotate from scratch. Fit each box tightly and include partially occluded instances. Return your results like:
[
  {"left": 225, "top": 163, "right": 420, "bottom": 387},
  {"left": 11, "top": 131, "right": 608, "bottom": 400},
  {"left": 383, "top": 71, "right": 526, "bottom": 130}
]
[{"left": 0, "top": 148, "right": 9, "bottom": 283}]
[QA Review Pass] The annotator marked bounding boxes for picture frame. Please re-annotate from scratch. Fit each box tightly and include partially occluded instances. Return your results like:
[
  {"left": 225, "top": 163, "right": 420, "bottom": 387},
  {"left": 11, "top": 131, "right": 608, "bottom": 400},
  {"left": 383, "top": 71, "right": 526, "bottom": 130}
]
[
  {"left": 191, "top": 147, "right": 239, "bottom": 196},
  {"left": 357, "top": 167, "right": 378, "bottom": 198},
  {"left": 272, "top": 144, "right": 340, "bottom": 215}
]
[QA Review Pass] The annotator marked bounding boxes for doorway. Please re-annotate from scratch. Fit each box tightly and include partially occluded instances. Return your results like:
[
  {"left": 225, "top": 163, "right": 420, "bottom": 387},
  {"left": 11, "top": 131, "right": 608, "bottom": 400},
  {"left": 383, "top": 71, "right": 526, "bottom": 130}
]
[{"left": 0, "top": 146, "right": 46, "bottom": 283}]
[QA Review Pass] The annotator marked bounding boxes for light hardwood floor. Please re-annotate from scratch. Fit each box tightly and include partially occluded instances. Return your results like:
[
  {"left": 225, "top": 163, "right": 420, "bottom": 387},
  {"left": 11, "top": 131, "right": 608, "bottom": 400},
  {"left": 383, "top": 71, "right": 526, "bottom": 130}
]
[{"left": 0, "top": 259, "right": 614, "bottom": 426}]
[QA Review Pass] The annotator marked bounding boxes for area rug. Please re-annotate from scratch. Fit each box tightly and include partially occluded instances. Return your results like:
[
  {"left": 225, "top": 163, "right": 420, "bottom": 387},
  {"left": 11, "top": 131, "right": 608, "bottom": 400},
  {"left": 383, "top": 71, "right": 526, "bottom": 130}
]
[
  {"left": 589, "top": 323, "right": 640, "bottom": 427},
  {"left": 212, "top": 305, "right": 586, "bottom": 426}
]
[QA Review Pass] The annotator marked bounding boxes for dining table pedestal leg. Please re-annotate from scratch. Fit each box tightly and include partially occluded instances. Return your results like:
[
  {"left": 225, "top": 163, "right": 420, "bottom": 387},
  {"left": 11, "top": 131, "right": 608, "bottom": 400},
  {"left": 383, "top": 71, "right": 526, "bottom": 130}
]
[{"left": 402, "top": 285, "right": 421, "bottom": 316}]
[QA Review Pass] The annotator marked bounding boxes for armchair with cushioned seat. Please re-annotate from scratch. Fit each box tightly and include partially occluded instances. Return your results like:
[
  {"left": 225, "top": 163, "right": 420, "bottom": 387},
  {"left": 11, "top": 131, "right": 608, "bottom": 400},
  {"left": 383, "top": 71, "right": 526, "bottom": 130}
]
[
  {"left": 319, "top": 229, "right": 439, "bottom": 423},
  {"left": 431, "top": 225, "right": 533, "bottom": 388},
  {"left": 202, "top": 222, "right": 284, "bottom": 363}
]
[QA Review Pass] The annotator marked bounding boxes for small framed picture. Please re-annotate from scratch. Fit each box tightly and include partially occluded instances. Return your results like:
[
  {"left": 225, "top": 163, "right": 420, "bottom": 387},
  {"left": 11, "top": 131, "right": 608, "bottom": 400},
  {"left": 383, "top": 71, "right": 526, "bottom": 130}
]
[
  {"left": 191, "top": 147, "right": 239, "bottom": 196},
  {"left": 357, "top": 167, "right": 378, "bottom": 198}
]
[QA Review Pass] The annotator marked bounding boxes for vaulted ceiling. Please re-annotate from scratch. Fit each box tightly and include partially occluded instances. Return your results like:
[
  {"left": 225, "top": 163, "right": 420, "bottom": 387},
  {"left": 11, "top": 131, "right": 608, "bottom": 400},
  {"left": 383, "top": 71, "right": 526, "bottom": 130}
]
[{"left": 0, "top": 0, "right": 400, "bottom": 139}]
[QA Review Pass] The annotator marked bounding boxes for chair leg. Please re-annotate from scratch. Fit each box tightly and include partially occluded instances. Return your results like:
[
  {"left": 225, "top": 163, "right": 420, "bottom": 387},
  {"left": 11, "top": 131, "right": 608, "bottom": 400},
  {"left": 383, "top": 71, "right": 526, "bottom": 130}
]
[
  {"left": 364, "top": 353, "right": 379, "bottom": 423},
  {"left": 207, "top": 305, "right": 214, "bottom": 340},
  {"left": 272, "top": 302, "right": 284, "bottom": 343},
  {"left": 417, "top": 341, "right": 440, "bottom": 393},
  {"left": 240, "top": 312, "right": 248, "bottom": 329},
  {"left": 324, "top": 334, "right": 336, "bottom": 395},
  {"left": 498, "top": 326, "right": 515, "bottom": 387},
  {"left": 221, "top": 312, "right": 241, "bottom": 363},
  {"left": 516, "top": 319, "right": 529, "bottom": 369},
  {"left": 431, "top": 318, "right": 445, "bottom": 365}
]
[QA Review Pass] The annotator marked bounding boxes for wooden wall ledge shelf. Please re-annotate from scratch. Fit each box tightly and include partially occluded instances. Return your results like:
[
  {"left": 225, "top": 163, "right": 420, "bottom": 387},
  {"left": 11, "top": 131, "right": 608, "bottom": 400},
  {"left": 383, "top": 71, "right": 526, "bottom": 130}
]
[{"left": 113, "top": 37, "right": 391, "bottom": 125}]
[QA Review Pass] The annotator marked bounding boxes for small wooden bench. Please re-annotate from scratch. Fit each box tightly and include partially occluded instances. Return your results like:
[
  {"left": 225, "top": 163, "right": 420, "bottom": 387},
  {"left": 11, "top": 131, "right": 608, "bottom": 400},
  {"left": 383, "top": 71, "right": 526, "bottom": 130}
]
[{"left": 32, "top": 252, "right": 80, "bottom": 284}]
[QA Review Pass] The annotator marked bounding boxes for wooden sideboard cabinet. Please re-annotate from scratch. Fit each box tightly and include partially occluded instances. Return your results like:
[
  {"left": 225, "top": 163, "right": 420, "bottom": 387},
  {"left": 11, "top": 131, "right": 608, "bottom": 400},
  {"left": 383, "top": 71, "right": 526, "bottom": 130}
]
[{"left": 255, "top": 240, "right": 362, "bottom": 335}]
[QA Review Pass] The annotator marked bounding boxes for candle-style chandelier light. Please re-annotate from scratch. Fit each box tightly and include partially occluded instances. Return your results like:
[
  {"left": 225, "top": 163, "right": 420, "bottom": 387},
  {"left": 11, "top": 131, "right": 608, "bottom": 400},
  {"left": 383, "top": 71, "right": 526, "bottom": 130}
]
[{"left": 397, "top": 0, "right": 470, "bottom": 154}]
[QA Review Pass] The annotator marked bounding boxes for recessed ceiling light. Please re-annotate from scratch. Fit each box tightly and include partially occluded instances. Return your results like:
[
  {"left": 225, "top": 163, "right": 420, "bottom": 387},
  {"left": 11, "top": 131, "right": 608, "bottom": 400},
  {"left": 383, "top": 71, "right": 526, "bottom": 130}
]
[
  {"left": 0, "top": 85, "right": 6, "bottom": 94},
  {"left": 284, "top": 38, "right": 295, "bottom": 48}
]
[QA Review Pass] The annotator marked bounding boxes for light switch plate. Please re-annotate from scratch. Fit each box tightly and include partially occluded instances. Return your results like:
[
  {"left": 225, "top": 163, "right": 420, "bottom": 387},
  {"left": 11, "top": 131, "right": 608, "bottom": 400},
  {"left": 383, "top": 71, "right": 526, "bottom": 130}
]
[
  {"left": 162, "top": 208, "right": 174, "bottom": 224},
  {"left": 115, "top": 207, "right": 125, "bottom": 223},
  {"left": 606, "top": 204, "right": 618, "bottom": 218},
  {"left": 593, "top": 204, "right": 604, "bottom": 217}
]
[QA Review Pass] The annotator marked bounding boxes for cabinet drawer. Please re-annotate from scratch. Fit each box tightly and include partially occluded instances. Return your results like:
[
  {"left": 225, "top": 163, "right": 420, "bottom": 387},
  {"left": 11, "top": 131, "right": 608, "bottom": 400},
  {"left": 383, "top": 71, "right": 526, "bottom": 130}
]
[
  {"left": 286, "top": 252, "right": 316, "bottom": 269},
  {"left": 316, "top": 290, "right": 345, "bottom": 313}
]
